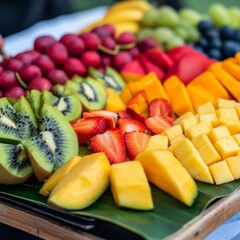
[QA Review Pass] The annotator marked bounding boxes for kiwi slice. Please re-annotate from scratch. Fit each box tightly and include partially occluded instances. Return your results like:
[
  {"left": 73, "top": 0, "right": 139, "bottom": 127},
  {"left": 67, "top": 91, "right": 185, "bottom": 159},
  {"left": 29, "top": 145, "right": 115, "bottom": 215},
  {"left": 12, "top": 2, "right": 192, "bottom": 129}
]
[
  {"left": 0, "top": 143, "right": 32, "bottom": 185},
  {"left": 22, "top": 102, "right": 79, "bottom": 181},
  {"left": 72, "top": 75, "right": 83, "bottom": 84},
  {"left": 67, "top": 77, "right": 107, "bottom": 110},
  {"left": 89, "top": 67, "right": 125, "bottom": 93},
  {"left": 26, "top": 90, "right": 42, "bottom": 119}
]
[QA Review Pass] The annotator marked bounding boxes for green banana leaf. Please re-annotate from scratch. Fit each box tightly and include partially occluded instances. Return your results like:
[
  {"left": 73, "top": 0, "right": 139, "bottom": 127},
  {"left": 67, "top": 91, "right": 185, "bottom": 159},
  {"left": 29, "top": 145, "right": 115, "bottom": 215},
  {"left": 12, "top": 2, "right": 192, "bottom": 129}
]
[{"left": 0, "top": 178, "right": 240, "bottom": 240}]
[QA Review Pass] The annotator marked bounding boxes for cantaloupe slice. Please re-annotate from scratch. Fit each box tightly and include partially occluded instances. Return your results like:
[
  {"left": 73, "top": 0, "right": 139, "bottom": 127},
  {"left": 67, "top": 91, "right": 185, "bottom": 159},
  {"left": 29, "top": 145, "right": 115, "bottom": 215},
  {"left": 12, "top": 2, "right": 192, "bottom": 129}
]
[
  {"left": 136, "top": 150, "right": 198, "bottom": 206},
  {"left": 110, "top": 161, "right": 153, "bottom": 210},
  {"left": 48, "top": 152, "right": 110, "bottom": 210}
]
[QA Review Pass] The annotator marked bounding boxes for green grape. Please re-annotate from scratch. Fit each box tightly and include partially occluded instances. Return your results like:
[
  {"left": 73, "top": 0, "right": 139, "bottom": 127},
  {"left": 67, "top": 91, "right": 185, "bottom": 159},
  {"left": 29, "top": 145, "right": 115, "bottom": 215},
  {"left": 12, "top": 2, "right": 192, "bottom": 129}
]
[
  {"left": 137, "top": 28, "right": 154, "bottom": 41},
  {"left": 187, "top": 27, "right": 200, "bottom": 43},
  {"left": 209, "top": 3, "right": 230, "bottom": 27},
  {"left": 141, "top": 9, "right": 159, "bottom": 28},
  {"left": 179, "top": 8, "right": 202, "bottom": 27},
  {"left": 154, "top": 27, "right": 175, "bottom": 44},
  {"left": 166, "top": 37, "right": 185, "bottom": 50},
  {"left": 174, "top": 26, "right": 188, "bottom": 41},
  {"left": 156, "top": 6, "right": 180, "bottom": 28},
  {"left": 228, "top": 7, "right": 240, "bottom": 29}
]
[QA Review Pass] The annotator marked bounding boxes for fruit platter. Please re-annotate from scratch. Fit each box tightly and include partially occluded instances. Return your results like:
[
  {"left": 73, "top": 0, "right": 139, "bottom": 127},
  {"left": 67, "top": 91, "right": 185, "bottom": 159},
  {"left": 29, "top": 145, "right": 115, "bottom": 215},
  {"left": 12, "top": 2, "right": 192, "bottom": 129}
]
[{"left": 2, "top": 1, "right": 240, "bottom": 239}]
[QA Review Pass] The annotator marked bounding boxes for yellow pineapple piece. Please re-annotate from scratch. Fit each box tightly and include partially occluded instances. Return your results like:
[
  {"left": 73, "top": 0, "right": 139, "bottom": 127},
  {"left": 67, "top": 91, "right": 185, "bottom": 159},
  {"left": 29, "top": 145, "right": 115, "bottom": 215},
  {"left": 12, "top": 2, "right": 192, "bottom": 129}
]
[
  {"left": 233, "top": 134, "right": 240, "bottom": 146},
  {"left": 197, "top": 101, "right": 215, "bottom": 114},
  {"left": 136, "top": 150, "right": 198, "bottom": 206},
  {"left": 143, "top": 134, "right": 168, "bottom": 152},
  {"left": 209, "top": 160, "right": 234, "bottom": 185},
  {"left": 225, "top": 156, "right": 240, "bottom": 180},
  {"left": 214, "top": 136, "right": 240, "bottom": 159},
  {"left": 110, "top": 161, "right": 153, "bottom": 210},
  {"left": 199, "top": 113, "right": 219, "bottom": 127},
  {"left": 208, "top": 126, "right": 231, "bottom": 143},
  {"left": 186, "top": 121, "right": 212, "bottom": 139},
  {"left": 174, "top": 111, "right": 194, "bottom": 125},
  {"left": 195, "top": 170, "right": 214, "bottom": 184},
  {"left": 181, "top": 116, "right": 198, "bottom": 134},
  {"left": 217, "top": 98, "right": 236, "bottom": 109},
  {"left": 163, "top": 125, "right": 183, "bottom": 142}
]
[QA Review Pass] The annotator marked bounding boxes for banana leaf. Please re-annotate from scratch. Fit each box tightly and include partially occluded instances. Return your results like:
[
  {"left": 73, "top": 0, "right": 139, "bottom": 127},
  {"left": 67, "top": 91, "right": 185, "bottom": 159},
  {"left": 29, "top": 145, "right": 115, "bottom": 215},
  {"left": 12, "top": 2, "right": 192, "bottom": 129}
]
[{"left": 0, "top": 178, "right": 240, "bottom": 240}]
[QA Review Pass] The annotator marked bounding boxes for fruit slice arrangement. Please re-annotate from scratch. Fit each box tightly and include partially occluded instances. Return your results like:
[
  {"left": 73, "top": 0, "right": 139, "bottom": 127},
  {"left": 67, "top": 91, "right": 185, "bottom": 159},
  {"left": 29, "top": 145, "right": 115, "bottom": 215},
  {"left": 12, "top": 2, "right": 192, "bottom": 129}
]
[{"left": 0, "top": 95, "right": 78, "bottom": 184}]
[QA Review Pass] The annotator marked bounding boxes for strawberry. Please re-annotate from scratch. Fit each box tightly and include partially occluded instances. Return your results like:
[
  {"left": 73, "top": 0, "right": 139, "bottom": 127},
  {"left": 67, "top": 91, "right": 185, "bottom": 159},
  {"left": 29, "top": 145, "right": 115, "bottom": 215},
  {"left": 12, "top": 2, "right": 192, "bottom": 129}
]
[
  {"left": 145, "top": 115, "right": 174, "bottom": 134},
  {"left": 149, "top": 98, "right": 173, "bottom": 117},
  {"left": 72, "top": 116, "right": 106, "bottom": 145},
  {"left": 118, "top": 117, "right": 149, "bottom": 134},
  {"left": 83, "top": 110, "right": 119, "bottom": 128},
  {"left": 89, "top": 128, "right": 126, "bottom": 164},
  {"left": 116, "top": 110, "right": 132, "bottom": 119},
  {"left": 124, "top": 132, "right": 151, "bottom": 159}
]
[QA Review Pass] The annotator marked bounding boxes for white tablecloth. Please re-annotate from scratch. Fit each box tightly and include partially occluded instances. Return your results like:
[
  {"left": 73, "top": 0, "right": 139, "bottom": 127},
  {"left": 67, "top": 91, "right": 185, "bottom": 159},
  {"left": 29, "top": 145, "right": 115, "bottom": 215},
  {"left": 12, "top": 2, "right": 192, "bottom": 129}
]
[{"left": 4, "top": 6, "right": 240, "bottom": 240}]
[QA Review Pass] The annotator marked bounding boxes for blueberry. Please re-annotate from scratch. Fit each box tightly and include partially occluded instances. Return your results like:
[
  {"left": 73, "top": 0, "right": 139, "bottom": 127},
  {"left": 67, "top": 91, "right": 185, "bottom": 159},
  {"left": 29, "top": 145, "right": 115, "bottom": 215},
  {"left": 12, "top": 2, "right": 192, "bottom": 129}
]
[
  {"left": 207, "top": 48, "right": 222, "bottom": 60},
  {"left": 198, "top": 20, "right": 214, "bottom": 33},
  {"left": 232, "top": 31, "right": 240, "bottom": 42},
  {"left": 219, "top": 25, "right": 236, "bottom": 40},
  {"left": 194, "top": 45, "right": 205, "bottom": 53},
  {"left": 222, "top": 40, "right": 240, "bottom": 58},
  {"left": 208, "top": 38, "right": 222, "bottom": 49},
  {"left": 196, "top": 38, "right": 208, "bottom": 49},
  {"left": 202, "top": 28, "right": 220, "bottom": 39}
]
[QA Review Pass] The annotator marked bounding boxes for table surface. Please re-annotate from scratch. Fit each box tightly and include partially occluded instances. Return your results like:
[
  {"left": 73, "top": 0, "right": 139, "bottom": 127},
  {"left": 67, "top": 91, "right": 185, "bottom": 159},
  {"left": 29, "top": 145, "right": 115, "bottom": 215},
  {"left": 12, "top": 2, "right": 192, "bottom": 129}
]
[{"left": 3, "top": 6, "right": 240, "bottom": 240}]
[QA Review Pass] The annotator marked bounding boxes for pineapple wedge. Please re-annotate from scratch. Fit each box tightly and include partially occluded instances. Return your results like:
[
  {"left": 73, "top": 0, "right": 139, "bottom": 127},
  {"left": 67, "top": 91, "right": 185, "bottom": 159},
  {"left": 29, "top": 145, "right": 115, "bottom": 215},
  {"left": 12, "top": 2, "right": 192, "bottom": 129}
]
[
  {"left": 110, "top": 161, "right": 153, "bottom": 210},
  {"left": 136, "top": 150, "right": 198, "bottom": 206}
]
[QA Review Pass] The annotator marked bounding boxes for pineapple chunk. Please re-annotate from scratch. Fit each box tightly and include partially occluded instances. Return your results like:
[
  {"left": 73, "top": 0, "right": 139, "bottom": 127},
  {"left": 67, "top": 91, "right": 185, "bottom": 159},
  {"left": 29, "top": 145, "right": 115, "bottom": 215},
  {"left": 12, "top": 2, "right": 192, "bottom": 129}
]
[
  {"left": 110, "top": 161, "right": 153, "bottom": 210},
  {"left": 143, "top": 134, "right": 168, "bottom": 152},
  {"left": 214, "top": 136, "right": 240, "bottom": 159},
  {"left": 209, "top": 160, "right": 234, "bottom": 185},
  {"left": 181, "top": 115, "right": 198, "bottom": 134},
  {"left": 163, "top": 125, "right": 183, "bottom": 141},
  {"left": 174, "top": 111, "right": 194, "bottom": 125},
  {"left": 199, "top": 113, "right": 219, "bottom": 127},
  {"left": 225, "top": 156, "right": 240, "bottom": 180},
  {"left": 197, "top": 102, "right": 215, "bottom": 114},
  {"left": 186, "top": 121, "right": 212, "bottom": 139},
  {"left": 136, "top": 150, "right": 198, "bottom": 206},
  {"left": 217, "top": 98, "right": 236, "bottom": 109},
  {"left": 208, "top": 126, "right": 231, "bottom": 143}
]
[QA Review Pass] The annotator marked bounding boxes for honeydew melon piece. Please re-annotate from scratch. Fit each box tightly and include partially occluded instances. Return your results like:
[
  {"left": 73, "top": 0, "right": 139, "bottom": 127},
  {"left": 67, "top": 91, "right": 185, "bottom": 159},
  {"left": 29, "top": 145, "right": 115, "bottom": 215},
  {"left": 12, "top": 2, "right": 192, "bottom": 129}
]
[
  {"left": 208, "top": 126, "right": 231, "bottom": 143},
  {"left": 143, "top": 134, "right": 168, "bottom": 152},
  {"left": 48, "top": 153, "right": 110, "bottom": 210},
  {"left": 136, "top": 150, "right": 198, "bottom": 206},
  {"left": 110, "top": 161, "right": 153, "bottom": 210},
  {"left": 209, "top": 160, "right": 234, "bottom": 185},
  {"left": 225, "top": 156, "right": 240, "bottom": 180}
]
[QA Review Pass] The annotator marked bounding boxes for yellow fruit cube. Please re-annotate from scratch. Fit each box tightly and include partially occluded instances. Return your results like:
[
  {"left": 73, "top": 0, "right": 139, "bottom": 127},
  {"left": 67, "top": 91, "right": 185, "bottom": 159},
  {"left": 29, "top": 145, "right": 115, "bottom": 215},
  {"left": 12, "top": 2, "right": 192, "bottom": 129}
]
[
  {"left": 110, "top": 161, "right": 153, "bottom": 210},
  {"left": 217, "top": 98, "right": 236, "bottom": 109},
  {"left": 168, "top": 136, "right": 185, "bottom": 152},
  {"left": 209, "top": 160, "right": 234, "bottom": 185},
  {"left": 163, "top": 125, "right": 183, "bottom": 142},
  {"left": 199, "top": 113, "right": 219, "bottom": 127},
  {"left": 214, "top": 136, "right": 240, "bottom": 159},
  {"left": 186, "top": 121, "right": 212, "bottom": 139},
  {"left": 223, "top": 122, "right": 240, "bottom": 135},
  {"left": 174, "top": 112, "right": 194, "bottom": 125},
  {"left": 143, "top": 134, "right": 168, "bottom": 152},
  {"left": 208, "top": 126, "right": 231, "bottom": 143},
  {"left": 136, "top": 150, "right": 198, "bottom": 206},
  {"left": 195, "top": 170, "right": 214, "bottom": 184},
  {"left": 191, "top": 134, "right": 210, "bottom": 149},
  {"left": 194, "top": 114, "right": 200, "bottom": 123},
  {"left": 181, "top": 116, "right": 198, "bottom": 133},
  {"left": 225, "top": 156, "right": 240, "bottom": 180},
  {"left": 170, "top": 135, "right": 185, "bottom": 146},
  {"left": 197, "top": 102, "right": 215, "bottom": 114},
  {"left": 233, "top": 134, "right": 240, "bottom": 146},
  {"left": 105, "top": 88, "right": 126, "bottom": 111},
  {"left": 235, "top": 103, "right": 240, "bottom": 118},
  {"left": 216, "top": 108, "right": 239, "bottom": 123}
]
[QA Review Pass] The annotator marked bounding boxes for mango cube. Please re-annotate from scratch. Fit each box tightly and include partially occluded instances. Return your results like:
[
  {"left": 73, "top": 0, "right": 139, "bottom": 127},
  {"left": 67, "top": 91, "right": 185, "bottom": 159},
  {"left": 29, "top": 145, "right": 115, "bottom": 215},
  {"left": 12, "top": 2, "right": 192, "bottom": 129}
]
[
  {"left": 217, "top": 98, "right": 236, "bottom": 109},
  {"left": 214, "top": 136, "right": 240, "bottom": 159},
  {"left": 208, "top": 126, "right": 231, "bottom": 143},
  {"left": 199, "top": 113, "right": 219, "bottom": 127},
  {"left": 170, "top": 135, "right": 185, "bottom": 145},
  {"left": 181, "top": 116, "right": 198, "bottom": 133},
  {"left": 235, "top": 103, "right": 240, "bottom": 118},
  {"left": 197, "top": 101, "right": 215, "bottom": 114},
  {"left": 143, "top": 134, "right": 168, "bottom": 152},
  {"left": 209, "top": 160, "right": 234, "bottom": 185},
  {"left": 195, "top": 170, "right": 214, "bottom": 184},
  {"left": 163, "top": 125, "right": 183, "bottom": 142},
  {"left": 136, "top": 150, "right": 198, "bottom": 206},
  {"left": 216, "top": 108, "right": 239, "bottom": 123},
  {"left": 186, "top": 121, "right": 212, "bottom": 139},
  {"left": 191, "top": 134, "right": 210, "bottom": 149},
  {"left": 110, "top": 161, "right": 153, "bottom": 210},
  {"left": 174, "top": 111, "right": 194, "bottom": 125},
  {"left": 233, "top": 134, "right": 240, "bottom": 146},
  {"left": 225, "top": 156, "right": 240, "bottom": 180}
]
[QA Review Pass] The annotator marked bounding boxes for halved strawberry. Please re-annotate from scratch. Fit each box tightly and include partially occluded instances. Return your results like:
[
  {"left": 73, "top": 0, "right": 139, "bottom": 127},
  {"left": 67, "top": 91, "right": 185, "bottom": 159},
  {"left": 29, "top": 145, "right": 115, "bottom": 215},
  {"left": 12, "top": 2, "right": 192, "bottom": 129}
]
[
  {"left": 149, "top": 98, "right": 173, "bottom": 117},
  {"left": 83, "top": 110, "right": 119, "bottom": 128},
  {"left": 116, "top": 110, "right": 132, "bottom": 119},
  {"left": 124, "top": 132, "right": 151, "bottom": 159},
  {"left": 118, "top": 117, "right": 149, "bottom": 134},
  {"left": 89, "top": 128, "right": 126, "bottom": 164},
  {"left": 72, "top": 116, "right": 106, "bottom": 145},
  {"left": 145, "top": 115, "right": 174, "bottom": 134}
]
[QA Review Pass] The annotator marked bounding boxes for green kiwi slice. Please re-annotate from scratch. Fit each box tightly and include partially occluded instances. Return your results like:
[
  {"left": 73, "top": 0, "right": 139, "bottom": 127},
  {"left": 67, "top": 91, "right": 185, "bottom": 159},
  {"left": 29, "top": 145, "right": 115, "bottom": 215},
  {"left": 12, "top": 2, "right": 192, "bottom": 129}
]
[
  {"left": 22, "top": 102, "right": 79, "bottom": 181},
  {"left": 26, "top": 90, "right": 42, "bottom": 119},
  {"left": 0, "top": 143, "right": 32, "bottom": 185}
]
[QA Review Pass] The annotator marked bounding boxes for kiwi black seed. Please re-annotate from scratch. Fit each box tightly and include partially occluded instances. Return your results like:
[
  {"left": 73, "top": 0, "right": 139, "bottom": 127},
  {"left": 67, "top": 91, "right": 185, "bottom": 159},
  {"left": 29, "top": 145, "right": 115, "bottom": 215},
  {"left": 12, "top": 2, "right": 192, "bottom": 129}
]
[
  {"left": 0, "top": 143, "right": 33, "bottom": 185},
  {"left": 22, "top": 102, "right": 79, "bottom": 182}
]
